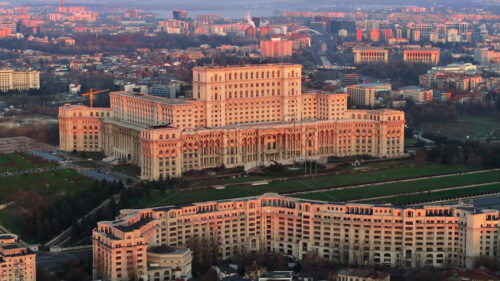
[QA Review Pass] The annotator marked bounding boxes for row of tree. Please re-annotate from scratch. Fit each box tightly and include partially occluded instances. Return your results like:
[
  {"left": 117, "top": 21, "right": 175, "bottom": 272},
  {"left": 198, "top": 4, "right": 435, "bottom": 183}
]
[{"left": 20, "top": 180, "right": 124, "bottom": 242}]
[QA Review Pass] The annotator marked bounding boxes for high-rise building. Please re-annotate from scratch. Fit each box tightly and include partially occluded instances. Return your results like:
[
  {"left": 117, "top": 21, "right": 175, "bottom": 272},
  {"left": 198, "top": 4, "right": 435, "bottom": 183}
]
[
  {"left": 92, "top": 193, "right": 500, "bottom": 281},
  {"left": 0, "top": 234, "right": 36, "bottom": 281},
  {"left": 0, "top": 70, "right": 40, "bottom": 92},
  {"left": 172, "top": 9, "right": 187, "bottom": 20},
  {"left": 260, "top": 38, "right": 293, "bottom": 58},
  {"left": 356, "top": 29, "right": 363, "bottom": 41},
  {"left": 353, "top": 47, "right": 390, "bottom": 64},
  {"left": 346, "top": 84, "right": 376, "bottom": 107},
  {"left": 369, "top": 29, "right": 381, "bottom": 42},
  {"left": 59, "top": 64, "right": 405, "bottom": 180},
  {"left": 330, "top": 20, "right": 355, "bottom": 35}
]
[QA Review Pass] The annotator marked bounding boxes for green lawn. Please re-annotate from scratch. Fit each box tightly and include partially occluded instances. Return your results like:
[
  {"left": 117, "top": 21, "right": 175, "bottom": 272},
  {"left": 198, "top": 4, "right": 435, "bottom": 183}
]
[
  {"left": 0, "top": 169, "right": 94, "bottom": 203},
  {"left": 369, "top": 183, "right": 500, "bottom": 205},
  {"left": 0, "top": 153, "right": 56, "bottom": 172},
  {"left": 136, "top": 164, "right": 474, "bottom": 208},
  {"left": 421, "top": 114, "right": 500, "bottom": 141},
  {"left": 295, "top": 170, "right": 500, "bottom": 202}
]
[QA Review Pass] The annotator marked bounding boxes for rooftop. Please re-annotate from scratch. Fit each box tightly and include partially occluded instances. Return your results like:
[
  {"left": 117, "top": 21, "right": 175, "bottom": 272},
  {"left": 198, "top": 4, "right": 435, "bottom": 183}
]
[
  {"left": 193, "top": 63, "right": 301, "bottom": 71},
  {"left": 113, "top": 91, "right": 192, "bottom": 105}
]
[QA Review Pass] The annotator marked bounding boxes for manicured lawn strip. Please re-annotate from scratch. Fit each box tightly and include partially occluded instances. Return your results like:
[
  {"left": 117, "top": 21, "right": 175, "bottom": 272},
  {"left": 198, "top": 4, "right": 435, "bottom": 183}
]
[
  {"left": 137, "top": 165, "right": 475, "bottom": 208},
  {"left": 225, "top": 164, "right": 471, "bottom": 191},
  {"left": 370, "top": 183, "right": 500, "bottom": 205},
  {"left": 0, "top": 169, "right": 94, "bottom": 202},
  {"left": 294, "top": 170, "right": 500, "bottom": 202},
  {"left": 0, "top": 153, "right": 56, "bottom": 172}
]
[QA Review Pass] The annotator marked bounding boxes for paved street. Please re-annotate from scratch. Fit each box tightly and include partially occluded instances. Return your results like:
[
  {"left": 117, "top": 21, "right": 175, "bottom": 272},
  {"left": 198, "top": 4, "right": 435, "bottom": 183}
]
[{"left": 36, "top": 248, "right": 92, "bottom": 271}]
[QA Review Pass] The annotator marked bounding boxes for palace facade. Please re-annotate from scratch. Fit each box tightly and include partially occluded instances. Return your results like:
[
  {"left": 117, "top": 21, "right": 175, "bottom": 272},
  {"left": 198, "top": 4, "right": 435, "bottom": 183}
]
[
  {"left": 93, "top": 194, "right": 500, "bottom": 281},
  {"left": 59, "top": 64, "right": 405, "bottom": 180}
]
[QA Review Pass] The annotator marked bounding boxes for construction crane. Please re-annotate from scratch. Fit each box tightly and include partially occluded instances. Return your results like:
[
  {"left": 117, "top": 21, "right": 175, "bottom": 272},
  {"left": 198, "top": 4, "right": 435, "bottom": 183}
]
[{"left": 82, "top": 88, "right": 109, "bottom": 107}]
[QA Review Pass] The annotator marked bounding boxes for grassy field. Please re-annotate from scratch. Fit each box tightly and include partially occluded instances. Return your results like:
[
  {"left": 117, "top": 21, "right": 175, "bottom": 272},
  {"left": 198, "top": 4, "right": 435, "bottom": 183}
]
[
  {"left": 420, "top": 114, "right": 499, "bottom": 141},
  {"left": 0, "top": 152, "right": 56, "bottom": 172},
  {"left": 368, "top": 183, "right": 500, "bottom": 205},
  {"left": 295, "top": 170, "right": 500, "bottom": 202},
  {"left": 136, "top": 164, "right": 474, "bottom": 208},
  {"left": 0, "top": 169, "right": 94, "bottom": 203}
]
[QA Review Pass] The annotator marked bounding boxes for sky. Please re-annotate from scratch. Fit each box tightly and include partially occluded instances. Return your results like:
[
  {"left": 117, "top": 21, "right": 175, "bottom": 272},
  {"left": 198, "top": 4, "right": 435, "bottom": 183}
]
[{"left": 22, "top": 0, "right": 500, "bottom": 18}]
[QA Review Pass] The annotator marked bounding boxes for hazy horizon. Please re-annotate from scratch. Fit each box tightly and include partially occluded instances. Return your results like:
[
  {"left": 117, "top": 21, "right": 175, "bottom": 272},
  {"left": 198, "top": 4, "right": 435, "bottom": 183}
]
[{"left": 17, "top": 0, "right": 500, "bottom": 18}]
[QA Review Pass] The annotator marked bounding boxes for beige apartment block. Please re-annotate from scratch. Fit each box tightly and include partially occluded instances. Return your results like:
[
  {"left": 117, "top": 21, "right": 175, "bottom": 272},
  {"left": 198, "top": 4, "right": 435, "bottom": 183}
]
[
  {"left": 0, "top": 70, "right": 40, "bottom": 92},
  {"left": 93, "top": 194, "right": 500, "bottom": 281},
  {"left": 346, "top": 85, "right": 376, "bottom": 107}
]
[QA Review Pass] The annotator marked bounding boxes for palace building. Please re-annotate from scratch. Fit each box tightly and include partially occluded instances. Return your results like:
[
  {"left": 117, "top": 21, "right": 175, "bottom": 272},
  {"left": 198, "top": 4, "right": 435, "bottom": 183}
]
[
  {"left": 403, "top": 47, "right": 441, "bottom": 65},
  {"left": 0, "top": 69, "right": 40, "bottom": 92},
  {"left": 353, "top": 47, "right": 390, "bottom": 64},
  {"left": 93, "top": 193, "right": 500, "bottom": 281},
  {"left": 59, "top": 64, "right": 405, "bottom": 180}
]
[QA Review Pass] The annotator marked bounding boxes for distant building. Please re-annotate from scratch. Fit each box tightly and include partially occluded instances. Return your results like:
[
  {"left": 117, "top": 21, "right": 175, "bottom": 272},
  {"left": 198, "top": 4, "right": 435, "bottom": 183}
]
[
  {"left": 172, "top": 9, "right": 187, "bottom": 20},
  {"left": 347, "top": 84, "right": 376, "bottom": 107},
  {"left": 336, "top": 268, "right": 390, "bottom": 281},
  {"left": 330, "top": 20, "right": 355, "bottom": 35},
  {"left": 353, "top": 47, "right": 390, "bottom": 64},
  {"left": 197, "top": 14, "right": 220, "bottom": 23},
  {"left": 69, "top": 83, "right": 81, "bottom": 94},
  {"left": 362, "top": 83, "right": 392, "bottom": 96},
  {"left": 148, "top": 81, "right": 180, "bottom": 98},
  {"left": 260, "top": 38, "right": 293, "bottom": 58},
  {"left": 342, "top": 73, "right": 359, "bottom": 86},
  {"left": 369, "top": 29, "right": 381, "bottom": 42},
  {"left": 403, "top": 47, "right": 440, "bottom": 65},
  {"left": 0, "top": 234, "right": 36, "bottom": 281},
  {"left": 395, "top": 86, "right": 433, "bottom": 103},
  {"left": 0, "top": 69, "right": 40, "bottom": 92},
  {"left": 433, "top": 91, "right": 452, "bottom": 102},
  {"left": 474, "top": 48, "right": 500, "bottom": 65}
]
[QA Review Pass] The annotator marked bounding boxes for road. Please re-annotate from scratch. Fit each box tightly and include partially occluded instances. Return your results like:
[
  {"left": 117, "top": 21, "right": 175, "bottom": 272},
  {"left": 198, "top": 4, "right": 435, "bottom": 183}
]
[{"left": 36, "top": 248, "right": 92, "bottom": 271}]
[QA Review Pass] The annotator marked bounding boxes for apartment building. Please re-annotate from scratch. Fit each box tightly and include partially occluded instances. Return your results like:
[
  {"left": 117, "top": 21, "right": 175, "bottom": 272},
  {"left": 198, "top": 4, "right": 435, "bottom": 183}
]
[
  {"left": 0, "top": 234, "right": 36, "bottom": 281},
  {"left": 59, "top": 64, "right": 405, "bottom": 180},
  {"left": 92, "top": 194, "right": 500, "bottom": 281},
  {"left": 346, "top": 85, "right": 376, "bottom": 108},
  {"left": 260, "top": 39, "right": 293, "bottom": 58},
  {"left": 0, "top": 70, "right": 40, "bottom": 92},
  {"left": 353, "top": 47, "right": 390, "bottom": 64}
]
